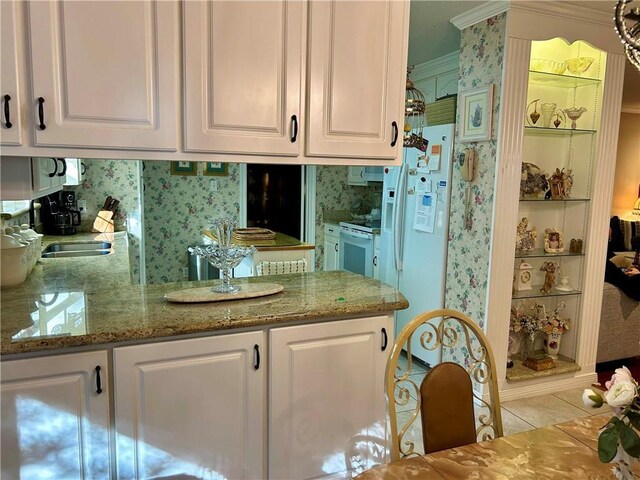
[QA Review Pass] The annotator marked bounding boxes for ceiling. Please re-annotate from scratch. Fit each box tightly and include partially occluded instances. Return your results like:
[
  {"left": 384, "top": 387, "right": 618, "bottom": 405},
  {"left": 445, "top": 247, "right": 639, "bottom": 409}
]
[{"left": 407, "top": 0, "right": 639, "bottom": 109}]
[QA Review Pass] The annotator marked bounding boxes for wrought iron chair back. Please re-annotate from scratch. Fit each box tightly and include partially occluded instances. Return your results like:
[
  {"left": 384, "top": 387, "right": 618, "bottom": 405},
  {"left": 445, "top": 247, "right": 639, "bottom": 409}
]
[{"left": 385, "top": 308, "right": 503, "bottom": 461}]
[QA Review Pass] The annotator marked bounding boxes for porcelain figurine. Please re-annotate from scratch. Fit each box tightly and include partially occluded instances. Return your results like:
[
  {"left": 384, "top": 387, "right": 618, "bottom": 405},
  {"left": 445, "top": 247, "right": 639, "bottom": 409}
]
[{"left": 540, "top": 261, "right": 560, "bottom": 294}]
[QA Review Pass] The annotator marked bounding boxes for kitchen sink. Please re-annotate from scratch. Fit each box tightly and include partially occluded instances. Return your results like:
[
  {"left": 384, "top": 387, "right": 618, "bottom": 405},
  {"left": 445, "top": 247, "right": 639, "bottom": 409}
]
[{"left": 41, "top": 242, "right": 112, "bottom": 258}]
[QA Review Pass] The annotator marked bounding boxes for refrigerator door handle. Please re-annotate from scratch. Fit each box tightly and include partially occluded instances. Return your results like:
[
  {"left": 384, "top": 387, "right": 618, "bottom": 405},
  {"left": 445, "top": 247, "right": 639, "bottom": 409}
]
[{"left": 393, "top": 163, "right": 408, "bottom": 272}]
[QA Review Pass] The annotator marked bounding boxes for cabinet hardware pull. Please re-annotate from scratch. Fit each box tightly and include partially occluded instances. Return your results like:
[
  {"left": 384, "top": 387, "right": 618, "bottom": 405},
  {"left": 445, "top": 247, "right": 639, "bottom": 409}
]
[
  {"left": 37, "top": 97, "right": 46, "bottom": 130},
  {"left": 373, "top": 255, "right": 377, "bottom": 266},
  {"left": 334, "top": 243, "right": 338, "bottom": 252},
  {"left": 254, "top": 344, "right": 260, "bottom": 370},
  {"left": 391, "top": 121, "right": 398, "bottom": 147},
  {"left": 290, "top": 115, "right": 298, "bottom": 143},
  {"left": 81, "top": 162, "right": 86, "bottom": 175},
  {"left": 4, "top": 94, "right": 12, "bottom": 128},
  {"left": 48, "top": 157, "right": 58, "bottom": 178},
  {"left": 95, "top": 366, "right": 103, "bottom": 394},
  {"left": 57, "top": 158, "right": 67, "bottom": 177},
  {"left": 381, "top": 328, "right": 388, "bottom": 351}
]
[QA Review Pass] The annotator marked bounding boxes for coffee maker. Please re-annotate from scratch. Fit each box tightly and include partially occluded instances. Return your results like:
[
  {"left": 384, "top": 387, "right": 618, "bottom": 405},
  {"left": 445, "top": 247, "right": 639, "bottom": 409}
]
[{"left": 42, "top": 190, "right": 81, "bottom": 235}]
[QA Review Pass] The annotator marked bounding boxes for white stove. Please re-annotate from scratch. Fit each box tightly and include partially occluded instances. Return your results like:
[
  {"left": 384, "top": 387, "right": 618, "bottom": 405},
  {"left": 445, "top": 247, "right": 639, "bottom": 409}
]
[
  {"left": 338, "top": 220, "right": 380, "bottom": 278},
  {"left": 339, "top": 220, "right": 381, "bottom": 234}
]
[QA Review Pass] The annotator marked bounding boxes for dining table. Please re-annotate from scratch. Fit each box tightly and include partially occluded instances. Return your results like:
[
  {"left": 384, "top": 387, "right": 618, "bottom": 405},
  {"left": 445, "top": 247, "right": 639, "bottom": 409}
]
[{"left": 355, "top": 413, "right": 636, "bottom": 479}]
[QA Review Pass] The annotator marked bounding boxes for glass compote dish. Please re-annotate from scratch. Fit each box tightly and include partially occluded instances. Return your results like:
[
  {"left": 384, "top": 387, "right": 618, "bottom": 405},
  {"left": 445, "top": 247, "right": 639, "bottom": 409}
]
[{"left": 188, "top": 218, "right": 256, "bottom": 294}]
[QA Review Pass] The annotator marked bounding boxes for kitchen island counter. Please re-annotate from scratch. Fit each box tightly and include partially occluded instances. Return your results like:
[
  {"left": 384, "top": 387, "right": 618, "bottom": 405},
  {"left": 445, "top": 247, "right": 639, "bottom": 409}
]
[{"left": 1, "top": 271, "right": 407, "bottom": 356}]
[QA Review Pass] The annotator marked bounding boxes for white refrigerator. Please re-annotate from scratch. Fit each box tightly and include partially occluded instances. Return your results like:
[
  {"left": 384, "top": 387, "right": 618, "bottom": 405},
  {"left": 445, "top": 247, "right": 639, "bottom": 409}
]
[{"left": 379, "top": 123, "right": 455, "bottom": 367}]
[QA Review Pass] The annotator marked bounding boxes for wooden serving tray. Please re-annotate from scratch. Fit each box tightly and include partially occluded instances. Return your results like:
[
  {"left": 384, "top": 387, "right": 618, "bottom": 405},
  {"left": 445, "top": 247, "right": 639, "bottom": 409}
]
[{"left": 164, "top": 283, "right": 283, "bottom": 303}]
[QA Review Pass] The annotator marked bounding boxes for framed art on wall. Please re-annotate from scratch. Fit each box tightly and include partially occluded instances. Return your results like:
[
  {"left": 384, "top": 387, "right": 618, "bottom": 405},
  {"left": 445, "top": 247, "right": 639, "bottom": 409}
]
[
  {"left": 203, "top": 162, "right": 228, "bottom": 176},
  {"left": 170, "top": 161, "right": 197, "bottom": 176},
  {"left": 459, "top": 84, "right": 494, "bottom": 142}
]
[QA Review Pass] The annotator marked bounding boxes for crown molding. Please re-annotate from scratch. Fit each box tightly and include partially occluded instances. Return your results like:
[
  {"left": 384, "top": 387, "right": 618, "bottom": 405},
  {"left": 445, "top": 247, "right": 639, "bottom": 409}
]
[
  {"left": 451, "top": 1, "right": 615, "bottom": 31},
  {"left": 450, "top": 1, "right": 509, "bottom": 30},
  {"left": 410, "top": 51, "right": 460, "bottom": 81}
]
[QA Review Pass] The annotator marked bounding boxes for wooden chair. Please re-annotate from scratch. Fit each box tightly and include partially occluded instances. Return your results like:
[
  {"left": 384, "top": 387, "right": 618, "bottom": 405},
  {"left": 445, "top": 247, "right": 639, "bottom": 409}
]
[
  {"left": 385, "top": 309, "right": 503, "bottom": 461},
  {"left": 255, "top": 259, "right": 307, "bottom": 276}
]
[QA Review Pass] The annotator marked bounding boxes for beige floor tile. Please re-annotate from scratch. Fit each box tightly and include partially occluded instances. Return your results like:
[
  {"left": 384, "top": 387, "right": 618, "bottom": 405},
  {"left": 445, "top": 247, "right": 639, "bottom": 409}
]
[
  {"left": 553, "top": 387, "right": 600, "bottom": 415},
  {"left": 500, "top": 407, "right": 536, "bottom": 436},
  {"left": 501, "top": 394, "right": 591, "bottom": 428},
  {"left": 396, "top": 354, "right": 429, "bottom": 376}
]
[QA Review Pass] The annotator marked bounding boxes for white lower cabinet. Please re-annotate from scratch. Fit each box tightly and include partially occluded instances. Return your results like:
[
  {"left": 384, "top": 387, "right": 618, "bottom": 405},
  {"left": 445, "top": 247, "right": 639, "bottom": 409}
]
[
  {"left": 269, "top": 316, "right": 393, "bottom": 479},
  {"left": 1, "top": 315, "right": 393, "bottom": 479},
  {"left": 323, "top": 223, "right": 340, "bottom": 271},
  {"left": 113, "top": 331, "right": 266, "bottom": 480},
  {"left": 0, "top": 351, "right": 111, "bottom": 479}
]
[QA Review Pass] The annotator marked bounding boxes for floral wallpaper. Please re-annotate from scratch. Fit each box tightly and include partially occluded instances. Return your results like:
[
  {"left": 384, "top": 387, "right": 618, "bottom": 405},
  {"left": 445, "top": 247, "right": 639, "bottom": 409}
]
[
  {"left": 314, "top": 166, "right": 382, "bottom": 270},
  {"left": 444, "top": 14, "right": 506, "bottom": 330},
  {"left": 70, "top": 159, "right": 142, "bottom": 283},
  {"left": 142, "top": 161, "right": 240, "bottom": 284}
]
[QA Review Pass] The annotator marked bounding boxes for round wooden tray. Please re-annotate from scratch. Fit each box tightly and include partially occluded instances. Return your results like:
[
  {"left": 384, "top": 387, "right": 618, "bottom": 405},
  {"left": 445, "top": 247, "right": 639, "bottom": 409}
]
[{"left": 164, "top": 283, "right": 283, "bottom": 303}]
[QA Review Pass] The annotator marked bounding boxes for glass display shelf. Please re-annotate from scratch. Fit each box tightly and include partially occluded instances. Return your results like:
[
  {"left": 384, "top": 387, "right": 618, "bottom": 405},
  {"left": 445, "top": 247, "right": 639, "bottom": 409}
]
[
  {"left": 506, "top": 353, "right": 580, "bottom": 383},
  {"left": 524, "top": 126, "right": 596, "bottom": 135},
  {"left": 528, "top": 70, "right": 601, "bottom": 89},
  {"left": 515, "top": 248, "right": 584, "bottom": 259},
  {"left": 512, "top": 286, "right": 582, "bottom": 300},
  {"left": 519, "top": 197, "right": 590, "bottom": 202}
]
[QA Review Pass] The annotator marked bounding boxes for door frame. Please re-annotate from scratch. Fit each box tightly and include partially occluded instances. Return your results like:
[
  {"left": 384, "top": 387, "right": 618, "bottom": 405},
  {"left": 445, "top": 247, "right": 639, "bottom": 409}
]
[{"left": 239, "top": 164, "right": 316, "bottom": 270}]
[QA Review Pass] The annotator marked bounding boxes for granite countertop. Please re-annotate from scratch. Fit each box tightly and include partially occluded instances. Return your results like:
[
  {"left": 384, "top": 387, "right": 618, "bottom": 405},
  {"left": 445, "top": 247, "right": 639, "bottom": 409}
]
[{"left": 1, "top": 271, "right": 408, "bottom": 356}]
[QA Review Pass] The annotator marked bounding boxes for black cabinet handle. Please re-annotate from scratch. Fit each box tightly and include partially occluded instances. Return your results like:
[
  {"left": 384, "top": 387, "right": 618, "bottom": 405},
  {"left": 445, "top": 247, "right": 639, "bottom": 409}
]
[
  {"left": 81, "top": 162, "right": 86, "bottom": 175},
  {"left": 4, "top": 94, "right": 12, "bottom": 128},
  {"left": 95, "top": 366, "right": 103, "bottom": 394},
  {"left": 254, "top": 344, "right": 260, "bottom": 370},
  {"left": 373, "top": 255, "right": 378, "bottom": 267},
  {"left": 334, "top": 243, "right": 338, "bottom": 252},
  {"left": 290, "top": 115, "right": 298, "bottom": 143},
  {"left": 381, "top": 328, "right": 388, "bottom": 351},
  {"left": 37, "top": 97, "right": 46, "bottom": 130},
  {"left": 57, "top": 158, "right": 67, "bottom": 177},
  {"left": 47, "top": 158, "right": 58, "bottom": 177},
  {"left": 391, "top": 121, "right": 398, "bottom": 147}
]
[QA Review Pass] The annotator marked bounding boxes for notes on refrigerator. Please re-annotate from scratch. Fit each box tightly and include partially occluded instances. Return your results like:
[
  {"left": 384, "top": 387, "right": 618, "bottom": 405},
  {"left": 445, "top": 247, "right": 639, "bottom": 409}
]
[{"left": 414, "top": 193, "right": 436, "bottom": 233}]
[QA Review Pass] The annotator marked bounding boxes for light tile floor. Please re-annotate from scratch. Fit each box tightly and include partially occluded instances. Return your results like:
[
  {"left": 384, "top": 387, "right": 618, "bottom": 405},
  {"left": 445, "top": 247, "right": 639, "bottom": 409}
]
[{"left": 394, "top": 354, "right": 600, "bottom": 452}]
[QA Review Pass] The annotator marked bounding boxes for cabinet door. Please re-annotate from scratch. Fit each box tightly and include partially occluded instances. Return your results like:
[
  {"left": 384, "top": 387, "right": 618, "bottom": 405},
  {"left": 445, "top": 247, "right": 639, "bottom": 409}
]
[
  {"left": 0, "top": 1, "right": 22, "bottom": 146},
  {"left": 31, "top": 157, "right": 57, "bottom": 194},
  {"left": 435, "top": 70, "right": 458, "bottom": 99},
  {"left": 306, "top": 0, "right": 408, "bottom": 160},
  {"left": 323, "top": 238, "right": 339, "bottom": 270},
  {"left": 1, "top": 351, "right": 111, "bottom": 479},
  {"left": 270, "top": 316, "right": 392, "bottom": 479},
  {"left": 347, "top": 166, "right": 368, "bottom": 185},
  {"left": 27, "top": 1, "right": 178, "bottom": 150},
  {"left": 184, "top": 1, "right": 303, "bottom": 156},
  {"left": 114, "top": 332, "right": 265, "bottom": 479}
]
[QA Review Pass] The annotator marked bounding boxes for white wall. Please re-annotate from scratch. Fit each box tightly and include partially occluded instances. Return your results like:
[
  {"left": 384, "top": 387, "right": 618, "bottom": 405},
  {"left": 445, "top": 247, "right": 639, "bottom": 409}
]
[{"left": 611, "top": 112, "right": 640, "bottom": 217}]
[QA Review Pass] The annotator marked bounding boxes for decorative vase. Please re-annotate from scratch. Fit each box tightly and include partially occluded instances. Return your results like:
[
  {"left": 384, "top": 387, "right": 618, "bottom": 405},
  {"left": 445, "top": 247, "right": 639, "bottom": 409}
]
[
  {"left": 544, "top": 332, "right": 562, "bottom": 359},
  {"left": 611, "top": 444, "right": 635, "bottom": 479},
  {"left": 520, "top": 332, "right": 538, "bottom": 361},
  {"left": 540, "top": 103, "right": 557, "bottom": 128}
]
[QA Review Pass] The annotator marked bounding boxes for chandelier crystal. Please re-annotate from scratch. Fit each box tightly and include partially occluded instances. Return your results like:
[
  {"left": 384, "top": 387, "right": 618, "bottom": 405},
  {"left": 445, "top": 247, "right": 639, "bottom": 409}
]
[{"left": 614, "top": 0, "right": 640, "bottom": 71}]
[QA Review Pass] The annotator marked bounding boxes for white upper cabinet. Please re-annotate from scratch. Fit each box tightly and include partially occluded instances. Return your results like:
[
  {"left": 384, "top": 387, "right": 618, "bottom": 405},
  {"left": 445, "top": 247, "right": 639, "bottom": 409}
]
[
  {"left": 306, "top": 0, "right": 408, "bottom": 160},
  {"left": 1, "top": 1, "right": 22, "bottom": 146},
  {"left": 26, "top": 1, "right": 178, "bottom": 150},
  {"left": 184, "top": 0, "right": 303, "bottom": 156}
]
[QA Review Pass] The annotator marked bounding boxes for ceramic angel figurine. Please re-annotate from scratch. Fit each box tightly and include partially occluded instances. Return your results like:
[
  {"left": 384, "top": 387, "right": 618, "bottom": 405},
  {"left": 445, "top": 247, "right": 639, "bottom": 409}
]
[{"left": 516, "top": 217, "right": 537, "bottom": 251}]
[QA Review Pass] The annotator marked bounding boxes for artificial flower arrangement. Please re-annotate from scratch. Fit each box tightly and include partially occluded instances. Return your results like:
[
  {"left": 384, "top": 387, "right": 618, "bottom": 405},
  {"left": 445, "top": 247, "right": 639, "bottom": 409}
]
[
  {"left": 583, "top": 367, "right": 640, "bottom": 479},
  {"left": 539, "top": 302, "right": 571, "bottom": 335},
  {"left": 509, "top": 301, "right": 543, "bottom": 336}
]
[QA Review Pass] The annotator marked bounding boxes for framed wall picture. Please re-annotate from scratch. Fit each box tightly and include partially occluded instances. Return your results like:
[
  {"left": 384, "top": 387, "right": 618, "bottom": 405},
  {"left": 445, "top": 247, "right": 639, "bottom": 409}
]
[
  {"left": 203, "top": 162, "right": 228, "bottom": 176},
  {"left": 459, "top": 84, "right": 494, "bottom": 142},
  {"left": 170, "top": 161, "right": 197, "bottom": 176}
]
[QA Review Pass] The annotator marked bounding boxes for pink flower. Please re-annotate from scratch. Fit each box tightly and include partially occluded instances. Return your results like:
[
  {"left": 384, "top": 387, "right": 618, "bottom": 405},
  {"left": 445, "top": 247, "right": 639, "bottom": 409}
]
[{"left": 605, "top": 366, "right": 633, "bottom": 390}]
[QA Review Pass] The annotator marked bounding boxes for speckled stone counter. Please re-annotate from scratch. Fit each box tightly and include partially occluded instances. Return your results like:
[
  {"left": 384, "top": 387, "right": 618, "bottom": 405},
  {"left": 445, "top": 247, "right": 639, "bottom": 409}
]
[{"left": 1, "top": 270, "right": 407, "bottom": 356}]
